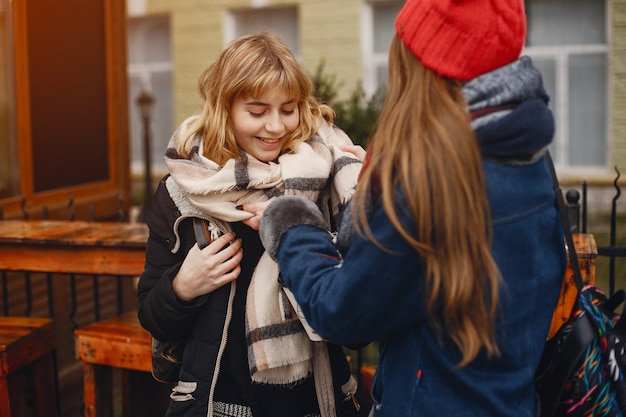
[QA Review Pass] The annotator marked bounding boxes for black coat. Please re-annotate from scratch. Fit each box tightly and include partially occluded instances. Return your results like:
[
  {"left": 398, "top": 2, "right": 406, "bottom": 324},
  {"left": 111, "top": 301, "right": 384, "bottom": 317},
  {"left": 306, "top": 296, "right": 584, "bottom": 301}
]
[{"left": 137, "top": 176, "right": 364, "bottom": 417}]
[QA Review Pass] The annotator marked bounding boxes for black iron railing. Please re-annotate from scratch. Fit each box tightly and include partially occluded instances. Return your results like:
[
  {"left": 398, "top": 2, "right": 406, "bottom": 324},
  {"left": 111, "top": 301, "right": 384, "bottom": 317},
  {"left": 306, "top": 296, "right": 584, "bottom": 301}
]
[{"left": 566, "top": 167, "right": 625, "bottom": 295}]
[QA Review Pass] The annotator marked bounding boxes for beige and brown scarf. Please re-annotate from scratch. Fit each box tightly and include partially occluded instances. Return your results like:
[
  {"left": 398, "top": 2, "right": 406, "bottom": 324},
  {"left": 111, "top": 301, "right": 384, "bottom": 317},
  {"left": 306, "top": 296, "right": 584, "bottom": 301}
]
[{"left": 164, "top": 115, "right": 361, "bottom": 416}]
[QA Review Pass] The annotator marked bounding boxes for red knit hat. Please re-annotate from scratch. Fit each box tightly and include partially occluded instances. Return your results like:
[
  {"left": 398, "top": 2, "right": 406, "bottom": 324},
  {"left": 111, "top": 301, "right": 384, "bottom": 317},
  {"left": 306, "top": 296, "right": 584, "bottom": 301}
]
[{"left": 395, "top": 0, "right": 527, "bottom": 81}]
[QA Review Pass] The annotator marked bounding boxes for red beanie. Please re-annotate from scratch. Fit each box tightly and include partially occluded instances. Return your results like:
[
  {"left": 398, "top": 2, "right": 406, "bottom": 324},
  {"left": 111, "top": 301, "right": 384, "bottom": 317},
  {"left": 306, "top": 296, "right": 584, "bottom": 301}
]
[{"left": 395, "top": 0, "right": 527, "bottom": 81}]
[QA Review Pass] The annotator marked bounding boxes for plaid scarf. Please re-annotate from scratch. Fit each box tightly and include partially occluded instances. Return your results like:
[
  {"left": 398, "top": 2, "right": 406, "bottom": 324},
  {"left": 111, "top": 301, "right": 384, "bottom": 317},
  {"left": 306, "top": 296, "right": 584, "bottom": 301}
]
[{"left": 164, "top": 116, "right": 361, "bottom": 416}]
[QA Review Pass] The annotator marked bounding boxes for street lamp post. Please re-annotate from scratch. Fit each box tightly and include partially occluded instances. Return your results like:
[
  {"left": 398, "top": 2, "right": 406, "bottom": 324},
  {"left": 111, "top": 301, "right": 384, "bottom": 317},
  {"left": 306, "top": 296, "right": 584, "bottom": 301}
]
[{"left": 136, "top": 90, "right": 154, "bottom": 222}]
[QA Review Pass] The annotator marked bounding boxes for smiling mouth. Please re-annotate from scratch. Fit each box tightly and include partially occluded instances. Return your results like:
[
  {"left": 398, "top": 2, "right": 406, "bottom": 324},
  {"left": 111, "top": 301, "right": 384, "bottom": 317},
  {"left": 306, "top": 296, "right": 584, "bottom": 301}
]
[{"left": 257, "top": 137, "right": 281, "bottom": 144}]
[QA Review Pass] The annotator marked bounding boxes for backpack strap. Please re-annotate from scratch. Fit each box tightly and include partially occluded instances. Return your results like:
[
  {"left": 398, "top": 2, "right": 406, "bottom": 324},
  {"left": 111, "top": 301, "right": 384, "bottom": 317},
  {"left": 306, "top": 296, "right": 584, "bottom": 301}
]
[
  {"left": 545, "top": 152, "right": 585, "bottom": 292},
  {"left": 192, "top": 218, "right": 212, "bottom": 249}
]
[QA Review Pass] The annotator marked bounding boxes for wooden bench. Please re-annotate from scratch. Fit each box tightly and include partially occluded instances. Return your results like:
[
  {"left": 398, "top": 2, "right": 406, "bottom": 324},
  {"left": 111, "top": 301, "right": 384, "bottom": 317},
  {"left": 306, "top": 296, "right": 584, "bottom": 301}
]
[
  {"left": 74, "top": 310, "right": 171, "bottom": 417},
  {"left": 0, "top": 317, "right": 58, "bottom": 417}
]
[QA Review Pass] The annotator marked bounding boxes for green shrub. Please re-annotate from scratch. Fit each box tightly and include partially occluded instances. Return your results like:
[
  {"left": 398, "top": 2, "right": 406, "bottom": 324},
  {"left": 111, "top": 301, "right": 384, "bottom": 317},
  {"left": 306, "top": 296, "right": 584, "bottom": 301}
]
[{"left": 310, "top": 61, "right": 384, "bottom": 148}]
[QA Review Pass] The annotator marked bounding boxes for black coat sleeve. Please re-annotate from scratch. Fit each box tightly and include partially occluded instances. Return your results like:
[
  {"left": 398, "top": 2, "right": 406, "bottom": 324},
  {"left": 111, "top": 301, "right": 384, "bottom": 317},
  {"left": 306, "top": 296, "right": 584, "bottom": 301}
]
[{"left": 136, "top": 178, "right": 209, "bottom": 341}]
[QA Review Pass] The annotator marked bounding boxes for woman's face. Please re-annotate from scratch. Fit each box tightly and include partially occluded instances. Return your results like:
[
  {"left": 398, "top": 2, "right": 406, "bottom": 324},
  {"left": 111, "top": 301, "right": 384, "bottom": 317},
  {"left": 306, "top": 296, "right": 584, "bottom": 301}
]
[{"left": 230, "top": 89, "right": 300, "bottom": 162}]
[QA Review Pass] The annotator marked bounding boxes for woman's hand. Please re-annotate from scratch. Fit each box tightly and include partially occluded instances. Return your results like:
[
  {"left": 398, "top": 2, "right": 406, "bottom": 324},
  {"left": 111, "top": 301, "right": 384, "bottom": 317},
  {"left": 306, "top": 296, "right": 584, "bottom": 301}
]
[
  {"left": 339, "top": 144, "right": 366, "bottom": 162},
  {"left": 239, "top": 200, "right": 272, "bottom": 231},
  {"left": 172, "top": 232, "right": 243, "bottom": 301}
]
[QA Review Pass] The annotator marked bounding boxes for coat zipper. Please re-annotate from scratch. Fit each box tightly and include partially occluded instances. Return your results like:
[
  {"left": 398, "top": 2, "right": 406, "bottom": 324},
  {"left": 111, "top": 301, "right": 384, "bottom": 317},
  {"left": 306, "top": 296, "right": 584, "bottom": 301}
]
[{"left": 206, "top": 280, "right": 236, "bottom": 417}]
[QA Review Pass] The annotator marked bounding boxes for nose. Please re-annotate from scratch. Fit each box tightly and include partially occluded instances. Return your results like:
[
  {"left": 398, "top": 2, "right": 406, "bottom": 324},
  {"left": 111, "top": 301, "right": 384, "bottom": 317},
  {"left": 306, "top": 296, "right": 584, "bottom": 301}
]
[{"left": 264, "top": 113, "right": 285, "bottom": 134}]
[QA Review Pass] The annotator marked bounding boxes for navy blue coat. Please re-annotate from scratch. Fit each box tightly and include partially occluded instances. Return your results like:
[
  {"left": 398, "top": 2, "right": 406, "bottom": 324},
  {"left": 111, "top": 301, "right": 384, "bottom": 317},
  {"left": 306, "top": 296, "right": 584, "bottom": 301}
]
[{"left": 263, "top": 88, "right": 567, "bottom": 416}]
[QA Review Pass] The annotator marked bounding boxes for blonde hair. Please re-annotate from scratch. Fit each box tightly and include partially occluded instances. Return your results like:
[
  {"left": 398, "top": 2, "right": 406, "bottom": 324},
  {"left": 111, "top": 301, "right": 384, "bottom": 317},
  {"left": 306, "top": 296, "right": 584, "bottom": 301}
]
[
  {"left": 175, "top": 32, "right": 333, "bottom": 165},
  {"left": 353, "top": 35, "right": 501, "bottom": 366}
]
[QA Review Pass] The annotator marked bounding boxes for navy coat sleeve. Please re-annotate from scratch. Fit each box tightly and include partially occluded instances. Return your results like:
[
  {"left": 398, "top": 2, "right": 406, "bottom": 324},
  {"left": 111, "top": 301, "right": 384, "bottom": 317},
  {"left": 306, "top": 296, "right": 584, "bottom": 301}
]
[{"left": 272, "top": 197, "right": 428, "bottom": 346}]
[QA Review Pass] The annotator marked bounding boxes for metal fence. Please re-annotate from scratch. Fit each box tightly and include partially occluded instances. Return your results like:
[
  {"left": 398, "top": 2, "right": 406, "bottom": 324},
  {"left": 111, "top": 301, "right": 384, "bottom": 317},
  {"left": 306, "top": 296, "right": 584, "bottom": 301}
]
[{"left": 566, "top": 167, "right": 625, "bottom": 295}]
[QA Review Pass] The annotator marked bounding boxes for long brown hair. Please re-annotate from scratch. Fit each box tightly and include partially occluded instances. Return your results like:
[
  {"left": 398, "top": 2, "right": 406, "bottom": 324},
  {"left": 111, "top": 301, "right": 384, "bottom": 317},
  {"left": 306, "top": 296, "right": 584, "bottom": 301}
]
[
  {"left": 353, "top": 35, "right": 501, "bottom": 366},
  {"left": 174, "top": 32, "right": 333, "bottom": 165}
]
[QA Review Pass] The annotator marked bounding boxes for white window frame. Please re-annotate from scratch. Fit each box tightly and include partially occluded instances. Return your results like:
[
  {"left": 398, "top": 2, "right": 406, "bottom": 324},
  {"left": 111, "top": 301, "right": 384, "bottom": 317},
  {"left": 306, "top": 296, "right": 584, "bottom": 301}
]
[
  {"left": 523, "top": 43, "right": 610, "bottom": 174},
  {"left": 361, "top": 1, "right": 403, "bottom": 99},
  {"left": 127, "top": 16, "right": 173, "bottom": 175},
  {"left": 223, "top": 6, "right": 299, "bottom": 56}
]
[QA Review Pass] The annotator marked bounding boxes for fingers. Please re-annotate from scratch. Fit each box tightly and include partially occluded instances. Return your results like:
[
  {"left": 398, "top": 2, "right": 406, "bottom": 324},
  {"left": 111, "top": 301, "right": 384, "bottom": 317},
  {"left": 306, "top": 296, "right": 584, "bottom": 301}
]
[
  {"left": 239, "top": 201, "right": 272, "bottom": 231},
  {"left": 217, "top": 241, "right": 243, "bottom": 275},
  {"left": 239, "top": 201, "right": 272, "bottom": 216},
  {"left": 173, "top": 232, "right": 243, "bottom": 300},
  {"left": 242, "top": 216, "right": 261, "bottom": 231},
  {"left": 204, "top": 235, "right": 242, "bottom": 274},
  {"left": 339, "top": 144, "right": 366, "bottom": 162},
  {"left": 207, "top": 232, "right": 237, "bottom": 253}
]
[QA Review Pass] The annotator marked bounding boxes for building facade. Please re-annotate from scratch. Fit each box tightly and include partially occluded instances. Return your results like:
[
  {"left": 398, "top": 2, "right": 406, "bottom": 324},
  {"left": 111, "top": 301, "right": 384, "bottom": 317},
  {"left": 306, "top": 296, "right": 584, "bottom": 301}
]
[{"left": 126, "top": 0, "right": 626, "bottom": 200}]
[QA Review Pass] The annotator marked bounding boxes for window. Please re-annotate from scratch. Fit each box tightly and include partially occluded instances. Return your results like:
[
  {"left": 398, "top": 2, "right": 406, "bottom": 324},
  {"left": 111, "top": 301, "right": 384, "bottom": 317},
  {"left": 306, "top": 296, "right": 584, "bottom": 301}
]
[
  {"left": 524, "top": 0, "right": 608, "bottom": 171},
  {"left": 1, "top": 0, "right": 130, "bottom": 220},
  {"left": 224, "top": 7, "right": 298, "bottom": 55},
  {"left": 361, "top": 1, "right": 403, "bottom": 99},
  {"left": 127, "top": 16, "right": 173, "bottom": 175}
]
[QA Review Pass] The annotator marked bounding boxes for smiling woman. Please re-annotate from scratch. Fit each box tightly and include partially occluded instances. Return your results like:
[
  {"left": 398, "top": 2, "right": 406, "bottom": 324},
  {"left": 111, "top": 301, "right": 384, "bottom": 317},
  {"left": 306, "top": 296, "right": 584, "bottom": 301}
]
[
  {"left": 230, "top": 91, "right": 300, "bottom": 162},
  {"left": 137, "top": 32, "right": 366, "bottom": 417}
]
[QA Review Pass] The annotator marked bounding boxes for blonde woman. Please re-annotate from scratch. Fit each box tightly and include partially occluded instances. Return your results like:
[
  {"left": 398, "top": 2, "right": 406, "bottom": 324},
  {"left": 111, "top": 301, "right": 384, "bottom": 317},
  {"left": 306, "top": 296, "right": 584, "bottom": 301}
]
[
  {"left": 138, "top": 32, "right": 365, "bottom": 417},
  {"left": 259, "top": 1, "right": 567, "bottom": 416}
]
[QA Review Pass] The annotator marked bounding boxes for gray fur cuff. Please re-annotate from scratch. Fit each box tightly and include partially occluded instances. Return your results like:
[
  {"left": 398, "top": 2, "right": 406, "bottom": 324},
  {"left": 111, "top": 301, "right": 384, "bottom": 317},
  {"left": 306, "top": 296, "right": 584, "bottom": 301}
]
[{"left": 260, "top": 196, "right": 327, "bottom": 260}]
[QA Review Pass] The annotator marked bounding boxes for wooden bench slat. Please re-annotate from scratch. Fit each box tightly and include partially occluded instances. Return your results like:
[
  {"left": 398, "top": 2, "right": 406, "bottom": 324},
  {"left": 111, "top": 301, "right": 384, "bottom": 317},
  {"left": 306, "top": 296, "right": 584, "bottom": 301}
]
[
  {"left": 0, "top": 317, "right": 55, "bottom": 376},
  {"left": 75, "top": 311, "right": 151, "bottom": 372}
]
